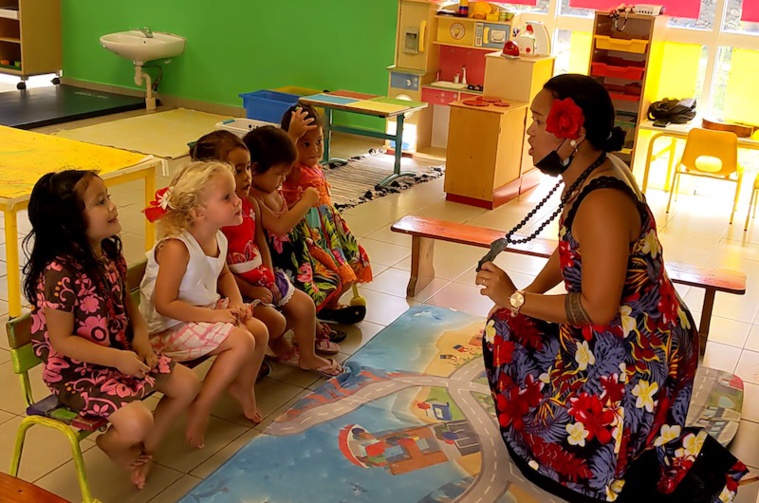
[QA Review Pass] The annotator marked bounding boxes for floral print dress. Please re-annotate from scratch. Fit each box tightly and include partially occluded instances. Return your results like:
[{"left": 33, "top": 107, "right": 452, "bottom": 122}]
[
  {"left": 266, "top": 161, "right": 372, "bottom": 310},
  {"left": 483, "top": 176, "right": 747, "bottom": 502},
  {"left": 31, "top": 254, "right": 174, "bottom": 418}
]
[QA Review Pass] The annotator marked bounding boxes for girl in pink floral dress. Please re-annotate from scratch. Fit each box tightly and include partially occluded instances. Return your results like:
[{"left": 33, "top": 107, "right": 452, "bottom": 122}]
[{"left": 24, "top": 170, "right": 199, "bottom": 490}]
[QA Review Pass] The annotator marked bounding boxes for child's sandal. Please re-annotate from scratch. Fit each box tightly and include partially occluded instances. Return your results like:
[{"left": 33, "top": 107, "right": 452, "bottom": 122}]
[
  {"left": 317, "top": 305, "right": 366, "bottom": 325},
  {"left": 273, "top": 347, "right": 301, "bottom": 367},
  {"left": 300, "top": 358, "right": 345, "bottom": 378},
  {"left": 315, "top": 338, "right": 339, "bottom": 355},
  {"left": 318, "top": 323, "right": 348, "bottom": 343}
]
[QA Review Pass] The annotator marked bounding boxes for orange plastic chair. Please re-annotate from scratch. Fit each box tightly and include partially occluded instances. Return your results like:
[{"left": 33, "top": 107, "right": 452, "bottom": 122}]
[{"left": 666, "top": 128, "right": 743, "bottom": 225}]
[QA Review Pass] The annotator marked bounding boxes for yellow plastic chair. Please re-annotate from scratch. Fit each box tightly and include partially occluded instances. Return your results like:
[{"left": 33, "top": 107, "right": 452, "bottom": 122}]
[
  {"left": 666, "top": 128, "right": 743, "bottom": 224},
  {"left": 745, "top": 174, "right": 759, "bottom": 231},
  {"left": 6, "top": 261, "right": 147, "bottom": 503}
]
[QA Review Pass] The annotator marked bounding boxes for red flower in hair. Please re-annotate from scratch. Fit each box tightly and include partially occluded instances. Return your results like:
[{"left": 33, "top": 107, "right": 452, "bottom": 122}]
[
  {"left": 143, "top": 186, "right": 173, "bottom": 223},
  {"left": 546, "top": 98, "right": 585, "bottom": 140}
]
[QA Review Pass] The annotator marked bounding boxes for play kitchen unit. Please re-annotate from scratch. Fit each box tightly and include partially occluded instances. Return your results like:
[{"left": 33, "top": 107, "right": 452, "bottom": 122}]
[{"left": 387, "top": 0, "right": 554, "bottom": 208}]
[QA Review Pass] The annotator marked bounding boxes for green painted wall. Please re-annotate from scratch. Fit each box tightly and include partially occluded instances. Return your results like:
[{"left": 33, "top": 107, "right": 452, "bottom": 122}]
[{"left": 61, "top": 1, "right": 398, "bottom": 130}]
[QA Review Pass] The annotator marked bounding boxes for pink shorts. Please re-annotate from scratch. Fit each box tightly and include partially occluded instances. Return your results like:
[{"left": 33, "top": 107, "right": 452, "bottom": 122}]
[{"left": 149, "top": 299, "right": 250, "bottom": 362}]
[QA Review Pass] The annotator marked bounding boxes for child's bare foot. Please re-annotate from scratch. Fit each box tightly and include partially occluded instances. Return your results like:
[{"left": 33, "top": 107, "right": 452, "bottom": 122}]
[
  {"left": 229, "top": 381, "right": 262, "bottom": 424},
  {"left": 96, "top": 434, "right": 150, "bottom": 471},
  {"left": 130, "top": 459, "right": 152, "bottom": 490},
  {"left": 185, "top": 403, "right": 210, "bottom": 449}
]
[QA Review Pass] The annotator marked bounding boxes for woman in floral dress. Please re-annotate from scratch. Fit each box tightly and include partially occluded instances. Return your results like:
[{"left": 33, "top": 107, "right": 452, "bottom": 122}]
[{"left": 475, "top": 74, "right": 748, "bottom": 502}]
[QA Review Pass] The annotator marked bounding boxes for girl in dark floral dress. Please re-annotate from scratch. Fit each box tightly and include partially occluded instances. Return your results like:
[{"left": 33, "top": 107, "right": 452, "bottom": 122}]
[
  {"left": 476, "top": 75, "right": 749, "bottom": 502},
  {"left": 24, "top": 170, "right": 198, "bottom": 489}
]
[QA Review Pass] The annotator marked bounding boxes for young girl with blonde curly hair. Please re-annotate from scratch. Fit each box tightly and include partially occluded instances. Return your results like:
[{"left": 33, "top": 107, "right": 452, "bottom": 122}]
[{"left": 140, "top": 161, "right": 269, "bottom": 449}]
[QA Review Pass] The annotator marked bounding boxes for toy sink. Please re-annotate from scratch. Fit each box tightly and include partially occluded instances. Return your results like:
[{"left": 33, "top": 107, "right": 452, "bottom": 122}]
[
  {"left": 100, "top": 30, "right": 186, "bottom": 65},
  {"left": 432, "top": 80, "right": 468, "bottom": 90}
]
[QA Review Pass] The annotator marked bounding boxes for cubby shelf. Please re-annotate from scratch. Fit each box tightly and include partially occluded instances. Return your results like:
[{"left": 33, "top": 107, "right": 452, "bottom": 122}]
[
  {"left": 0, "top": 0, "right": 61, "bottom": 85},
  {"left": 589, "top": 11, "right": 666, "bottom": 164}
]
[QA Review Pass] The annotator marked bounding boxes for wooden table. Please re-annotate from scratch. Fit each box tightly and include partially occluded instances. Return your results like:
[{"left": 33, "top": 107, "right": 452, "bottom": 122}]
[
  {"left": 638, "top": 119, "right": 759, "bottom": 193},
  {"left": 298, "top": 90, "right": 427, "bottom": 188},
  {"left": 0, "top": 125, "right": 160, "bottom": 317},
  {"left": 0, "top": 472, "right": 70, "bottom": 502}
]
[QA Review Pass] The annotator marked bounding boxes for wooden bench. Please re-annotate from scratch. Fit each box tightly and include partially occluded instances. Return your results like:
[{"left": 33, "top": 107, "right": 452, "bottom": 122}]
[
  {"left": 391, "top": 215, "right": 747, "bottom": 355},
  {"left": 0, "top": 472, "right": 70, "bottom": 503}
]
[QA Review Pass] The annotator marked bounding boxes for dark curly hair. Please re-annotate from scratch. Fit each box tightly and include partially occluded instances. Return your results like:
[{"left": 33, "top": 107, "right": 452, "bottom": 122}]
[
  {"left": 242, "top": 125, "right": 297, "bottom": 174},
  {"left": 190, "top": 129, "right": 247, "bottom": 162},
  {"left": 280, "top": 103, "right": 323, "bottom": 132},
  {"left": 543, "top": 74, "right": 626, "bottom": 153},
  {"left": 22, "top": 170, "right": 123, "bottom": 306}
]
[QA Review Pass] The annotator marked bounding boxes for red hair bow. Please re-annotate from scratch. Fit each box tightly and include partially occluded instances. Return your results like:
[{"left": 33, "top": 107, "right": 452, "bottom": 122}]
[
  {"left": 143, "top": 186, "right": 173, "bottom": 223},
  {"left": 546, "top": 97, "right": 585, "bottom": 140}
]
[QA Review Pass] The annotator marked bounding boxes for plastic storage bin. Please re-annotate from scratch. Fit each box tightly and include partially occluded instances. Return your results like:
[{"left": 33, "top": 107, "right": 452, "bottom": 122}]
[
  {"left": 273, "top": 86, "right": 320, "bottom": 97},
  {"left": 590, "top": 62, "right": 645, "bottom": 80},
  {"left": 239, "top": 90, "right": 299, "bottom": 123},
  {"left": 215, "top": 118, "right": 276, "bottom": 137},
  {"left": 594, "top": 35, "right": 648, "bottom": 54}
]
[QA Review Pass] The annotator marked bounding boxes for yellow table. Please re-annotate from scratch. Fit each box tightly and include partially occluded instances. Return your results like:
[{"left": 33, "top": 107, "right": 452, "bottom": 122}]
[
  {"left": 0, "top": 126, "right": 160, "bottom": 317},
  {"left": 638, "top": 119, "right": 759, "bottom": 193}
]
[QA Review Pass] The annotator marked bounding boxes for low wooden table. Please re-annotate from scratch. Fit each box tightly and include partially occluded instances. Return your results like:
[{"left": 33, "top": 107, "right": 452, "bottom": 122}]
[
  {"left": 298, "top": 90, "right": 427, "bottom": 188},
  {"left": 0, "top": 125, "right": 160, "bottom": 317},
  {"left": 0, "top": 472, "right": 70, "bottom": 503}
]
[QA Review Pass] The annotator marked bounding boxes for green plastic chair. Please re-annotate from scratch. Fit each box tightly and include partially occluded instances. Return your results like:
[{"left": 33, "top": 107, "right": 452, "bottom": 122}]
[{"left": 6, "top": 260, "right": 147, "bottom": 503}]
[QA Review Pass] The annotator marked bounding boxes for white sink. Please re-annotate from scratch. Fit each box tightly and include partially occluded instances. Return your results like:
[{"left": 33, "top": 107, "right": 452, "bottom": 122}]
[{"left": 100, "top": 30, "right": 185, "bottom": 65}]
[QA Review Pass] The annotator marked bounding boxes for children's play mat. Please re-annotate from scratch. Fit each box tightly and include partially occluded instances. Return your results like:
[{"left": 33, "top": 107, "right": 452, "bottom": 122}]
[{"left": 180, "top": 305, "right": 743, "bottom": 503}]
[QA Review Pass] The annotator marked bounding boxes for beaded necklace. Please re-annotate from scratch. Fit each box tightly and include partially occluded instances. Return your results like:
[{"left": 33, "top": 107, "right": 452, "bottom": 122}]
[{"left": 503, "top": 153, "right": 607, "bottom": 245}]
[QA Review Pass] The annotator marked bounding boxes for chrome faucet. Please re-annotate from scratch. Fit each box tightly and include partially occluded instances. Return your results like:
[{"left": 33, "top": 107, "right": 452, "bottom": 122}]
[{"left": 137, "top": 26, "right": 153, "bottom": 38}]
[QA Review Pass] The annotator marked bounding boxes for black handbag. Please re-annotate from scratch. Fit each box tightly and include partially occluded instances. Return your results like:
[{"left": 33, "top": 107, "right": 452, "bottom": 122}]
[{"left": 647, "top": 98, "right": 697, "bottom": 127}]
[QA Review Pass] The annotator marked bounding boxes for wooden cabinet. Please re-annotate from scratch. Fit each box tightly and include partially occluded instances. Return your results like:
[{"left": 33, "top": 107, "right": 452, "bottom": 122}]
[
  {"left": 0, "top": 0, "right": 61, "bottom": 89},
  {"left": 588, "top": 12, "right": 665, "bottom": 167},
  {"left": 444, "top": 100, "right": 533, "bottom": 209},
  {"left": 483, "top": 54, "right": 555, "bottom": 104}
]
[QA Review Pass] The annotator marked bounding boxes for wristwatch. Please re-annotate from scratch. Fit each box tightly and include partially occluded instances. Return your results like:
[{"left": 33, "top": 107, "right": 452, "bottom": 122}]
[{"left": 509, "top": 290, "right": 525, "bottom": 316}]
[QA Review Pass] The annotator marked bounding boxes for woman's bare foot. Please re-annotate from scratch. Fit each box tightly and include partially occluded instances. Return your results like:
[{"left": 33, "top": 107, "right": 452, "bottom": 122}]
[
  {"left": 130, "top": 459, "right": 152, "bottom": 490},
  {"left": 96, "top": 433, "right": 150, "bottom": 471},
  {"left": 229, "top": 381, "right": 262, "bottom": 424},
  {"left": 185, "top": 403, "right": 210, "bottom": 449}
]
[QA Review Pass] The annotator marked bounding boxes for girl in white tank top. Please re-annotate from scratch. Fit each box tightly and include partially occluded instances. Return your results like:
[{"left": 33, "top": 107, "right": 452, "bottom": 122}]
[{"left": 140, "top": 161, "right": 269, "bottom": 449}]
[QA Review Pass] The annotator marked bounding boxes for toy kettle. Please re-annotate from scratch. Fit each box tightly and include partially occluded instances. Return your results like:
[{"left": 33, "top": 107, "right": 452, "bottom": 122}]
[{"left": 514, "top": 21, "right": 551, "bottom": 57}]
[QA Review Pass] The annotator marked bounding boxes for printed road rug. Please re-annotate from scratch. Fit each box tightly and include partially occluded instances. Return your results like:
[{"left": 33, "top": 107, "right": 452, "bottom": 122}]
[
  {"left": 54, "top": 108, "right": 230, "bottom": 159},
  {"left": 180, "top": 305, "right": 744, "bottom": 503},
  {"left": 181, "top": 305, "right": 563, "bottom": 503},
  {"left": 325, "top": 151, "right": 445, "bottom": 210}
]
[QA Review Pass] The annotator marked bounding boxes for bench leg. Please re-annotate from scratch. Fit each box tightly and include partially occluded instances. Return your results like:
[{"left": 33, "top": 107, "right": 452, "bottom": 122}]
[
  {"left": 407, "top": 236, "right": 435, "bottom": 297},
  {"left": 698, "top": 288, "right": 716, "bottom": 356}
]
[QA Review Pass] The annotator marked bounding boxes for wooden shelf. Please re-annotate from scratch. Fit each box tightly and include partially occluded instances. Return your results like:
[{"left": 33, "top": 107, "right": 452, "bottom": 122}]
[
  {"left": 0, "top": 0, "right": 61, "bottom": 79},
  {"left": 589, "top": 12, "right": 665, "bottom": 172},
  {"left": 432, "top": 41, "right": 495, "bottom": 51},
  {"left": 434, "top": 14, "right": 513, "bottom": 26},
  {"left": 0, "top": 8, "right": 19, "bottom": 20}
]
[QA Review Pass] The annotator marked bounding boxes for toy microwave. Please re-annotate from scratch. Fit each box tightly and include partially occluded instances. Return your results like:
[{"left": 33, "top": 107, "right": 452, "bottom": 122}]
[{"left": 475, "top": 22, "right": 510, "bottom": 49}]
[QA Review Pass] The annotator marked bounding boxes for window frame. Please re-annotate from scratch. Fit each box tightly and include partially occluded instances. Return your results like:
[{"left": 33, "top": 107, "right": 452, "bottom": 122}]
[{"left": 509, "top": 0, "right": 759, "bottom": 115}]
